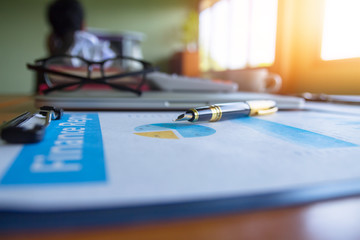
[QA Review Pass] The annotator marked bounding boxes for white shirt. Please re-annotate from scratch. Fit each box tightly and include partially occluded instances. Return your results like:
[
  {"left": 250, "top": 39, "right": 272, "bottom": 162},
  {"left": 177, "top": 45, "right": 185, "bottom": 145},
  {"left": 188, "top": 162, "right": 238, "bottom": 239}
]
[{"left": 68, "top": 31, "right": 116, "bottom": 61}]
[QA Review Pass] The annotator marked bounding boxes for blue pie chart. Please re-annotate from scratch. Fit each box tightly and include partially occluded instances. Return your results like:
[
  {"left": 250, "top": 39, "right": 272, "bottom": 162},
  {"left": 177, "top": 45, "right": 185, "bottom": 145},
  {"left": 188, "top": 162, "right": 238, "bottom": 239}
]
[{"left": 134, "top": 123, "right": 216, "bottom": 139}]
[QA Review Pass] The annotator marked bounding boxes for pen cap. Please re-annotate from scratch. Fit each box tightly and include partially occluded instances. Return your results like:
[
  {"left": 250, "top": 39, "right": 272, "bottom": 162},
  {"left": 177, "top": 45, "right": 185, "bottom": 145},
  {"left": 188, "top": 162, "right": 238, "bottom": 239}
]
[{"left": 246, "top": 100, "right": 278, "bottom": 116}]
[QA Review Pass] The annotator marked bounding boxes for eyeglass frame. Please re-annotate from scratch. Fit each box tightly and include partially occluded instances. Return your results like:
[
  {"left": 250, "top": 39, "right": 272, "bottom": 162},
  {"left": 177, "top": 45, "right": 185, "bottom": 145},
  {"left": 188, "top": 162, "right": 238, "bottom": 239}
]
[{"left": 27, "top": 54, "right": 157, "bottom": 95}]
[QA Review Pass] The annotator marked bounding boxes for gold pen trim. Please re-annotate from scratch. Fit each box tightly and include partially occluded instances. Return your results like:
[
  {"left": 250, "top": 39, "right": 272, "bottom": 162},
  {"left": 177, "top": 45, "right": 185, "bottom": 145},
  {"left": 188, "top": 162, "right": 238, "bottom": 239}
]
[
  {"left": 209, "top": 105, "right": 222, "bottom": 122},
  {"left": 189, "top": 108, "right": 199, "bottom": 122}
]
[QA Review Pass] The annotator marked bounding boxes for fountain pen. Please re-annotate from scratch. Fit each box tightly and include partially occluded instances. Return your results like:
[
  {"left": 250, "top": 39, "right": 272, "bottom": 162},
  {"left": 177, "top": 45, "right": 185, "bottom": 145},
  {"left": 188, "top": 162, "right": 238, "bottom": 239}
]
[{"left": 174, "top": 100, "right": 277, "bottom": 122}]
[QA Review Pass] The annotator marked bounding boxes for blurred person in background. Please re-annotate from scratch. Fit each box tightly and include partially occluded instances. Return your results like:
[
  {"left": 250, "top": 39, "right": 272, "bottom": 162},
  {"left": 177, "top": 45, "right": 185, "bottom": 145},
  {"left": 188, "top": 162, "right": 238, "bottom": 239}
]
[{"left": 46, "top": 0, "right": 115, "bottom": 60}]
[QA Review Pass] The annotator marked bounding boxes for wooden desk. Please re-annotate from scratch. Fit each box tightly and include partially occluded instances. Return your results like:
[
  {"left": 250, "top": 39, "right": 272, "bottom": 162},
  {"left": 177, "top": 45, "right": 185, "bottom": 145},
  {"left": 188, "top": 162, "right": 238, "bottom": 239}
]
[{"left": 1, "top": 96, "right": 360, "bottom": 240}]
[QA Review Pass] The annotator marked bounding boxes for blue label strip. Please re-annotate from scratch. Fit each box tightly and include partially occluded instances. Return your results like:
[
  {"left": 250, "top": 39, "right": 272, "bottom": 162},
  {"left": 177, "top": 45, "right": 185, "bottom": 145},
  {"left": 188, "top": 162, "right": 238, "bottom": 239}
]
[{"left": 1, "top": 113, "right": 106, "bottom": 185}]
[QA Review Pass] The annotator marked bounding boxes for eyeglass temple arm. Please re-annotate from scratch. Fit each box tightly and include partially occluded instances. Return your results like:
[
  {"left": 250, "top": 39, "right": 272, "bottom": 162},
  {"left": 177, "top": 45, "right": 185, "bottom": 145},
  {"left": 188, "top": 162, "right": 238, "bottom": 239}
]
[
  {"left": 33, "top": 54, "right": 152, "bottom": 66},
  {"left": 90, "top": 78, "right": 143, "bottom": 95},
  {"left": 43, "top": 80, "right": 142, "bottom": 96},
  {"left": 103, "top": 67, "right": 157, "bottom": 81},
  {"left": 114, "top": 56, "right": 153, "bottom": 67},
  {"left": 27, "top": 64, "right": 88, "bottom": 81}
]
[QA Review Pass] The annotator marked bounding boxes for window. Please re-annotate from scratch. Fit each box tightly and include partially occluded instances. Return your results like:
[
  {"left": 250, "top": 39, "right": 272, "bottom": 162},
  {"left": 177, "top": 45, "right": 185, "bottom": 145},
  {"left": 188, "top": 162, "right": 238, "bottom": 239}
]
[
  {"left": 321, "top": 0, "right": 360, "bottom": 61},
  {"left": 199, "top": 0, "right": 278, "bottom": 72}
]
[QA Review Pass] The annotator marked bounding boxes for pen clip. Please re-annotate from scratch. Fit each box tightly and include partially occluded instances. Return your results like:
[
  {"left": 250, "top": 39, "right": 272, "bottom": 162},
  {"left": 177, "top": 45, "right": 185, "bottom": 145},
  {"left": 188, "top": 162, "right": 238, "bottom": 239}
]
[
  {"left": 246, "top": 100, "right": 278, "bottom": 116},
  {"left": 257, "top": 107, "right": 278, "bottom": 116}
]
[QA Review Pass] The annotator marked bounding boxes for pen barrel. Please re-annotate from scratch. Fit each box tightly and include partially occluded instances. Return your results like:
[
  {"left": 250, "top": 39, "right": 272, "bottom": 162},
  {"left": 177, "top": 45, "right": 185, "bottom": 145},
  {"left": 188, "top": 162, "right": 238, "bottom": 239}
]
[
  {"left": 190, "top": 102, "right": 250, "bottom": 122},
  {"left": 216, "top": 102, "right": 251, "bottom": 121}
]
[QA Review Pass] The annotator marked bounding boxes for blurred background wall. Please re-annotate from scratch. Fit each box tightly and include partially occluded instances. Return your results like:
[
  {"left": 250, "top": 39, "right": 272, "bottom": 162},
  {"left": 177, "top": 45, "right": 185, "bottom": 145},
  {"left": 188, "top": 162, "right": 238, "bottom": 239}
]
[
  {"left": 1, "top": 0, "right": 359, "bottom": 95},
  {"left": 0, "top": 0, "right": 198, "bottom": 94}
]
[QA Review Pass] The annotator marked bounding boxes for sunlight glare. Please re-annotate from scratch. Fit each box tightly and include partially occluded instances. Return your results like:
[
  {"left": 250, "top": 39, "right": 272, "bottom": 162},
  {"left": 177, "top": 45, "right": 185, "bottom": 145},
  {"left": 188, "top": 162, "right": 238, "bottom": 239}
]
[{"left": 321, "top": 0, "right": 360, "bottom": 60}]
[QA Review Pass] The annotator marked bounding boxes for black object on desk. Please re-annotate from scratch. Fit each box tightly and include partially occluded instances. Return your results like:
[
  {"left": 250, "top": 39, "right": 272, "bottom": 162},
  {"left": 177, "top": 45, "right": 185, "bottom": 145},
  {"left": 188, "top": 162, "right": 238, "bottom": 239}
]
[{"left": 0, "top": 106, "right": 63, "bottom": 143}]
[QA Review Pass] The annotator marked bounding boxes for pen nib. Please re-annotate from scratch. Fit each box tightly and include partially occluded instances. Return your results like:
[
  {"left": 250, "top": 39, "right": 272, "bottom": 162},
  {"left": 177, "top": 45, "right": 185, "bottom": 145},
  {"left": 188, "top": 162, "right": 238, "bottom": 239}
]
[{"left": 174, "top": 113, "right": 193, "bottom": 122}]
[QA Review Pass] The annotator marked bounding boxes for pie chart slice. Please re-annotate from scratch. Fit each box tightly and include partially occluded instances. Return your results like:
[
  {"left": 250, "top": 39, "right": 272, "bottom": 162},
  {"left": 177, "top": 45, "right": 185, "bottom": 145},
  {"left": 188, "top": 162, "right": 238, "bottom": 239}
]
[
  {"left": 134, "top": 130, "right": 179, "bottom": 139},
  {"left": 134, "top": 123, "right": 216, "bottom": 139}
]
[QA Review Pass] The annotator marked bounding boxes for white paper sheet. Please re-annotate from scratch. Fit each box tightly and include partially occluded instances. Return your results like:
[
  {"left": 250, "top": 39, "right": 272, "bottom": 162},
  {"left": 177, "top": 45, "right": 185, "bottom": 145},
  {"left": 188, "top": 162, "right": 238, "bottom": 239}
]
[{"left": 0, "top": 102, "right": 360, "bottom": 211}]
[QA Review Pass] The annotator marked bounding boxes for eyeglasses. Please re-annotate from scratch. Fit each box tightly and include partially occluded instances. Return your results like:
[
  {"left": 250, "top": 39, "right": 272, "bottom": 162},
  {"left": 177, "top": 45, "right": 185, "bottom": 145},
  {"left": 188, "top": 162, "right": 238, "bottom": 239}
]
[{"left": 27, "top": 55, "right": 157, "bottom": 95}]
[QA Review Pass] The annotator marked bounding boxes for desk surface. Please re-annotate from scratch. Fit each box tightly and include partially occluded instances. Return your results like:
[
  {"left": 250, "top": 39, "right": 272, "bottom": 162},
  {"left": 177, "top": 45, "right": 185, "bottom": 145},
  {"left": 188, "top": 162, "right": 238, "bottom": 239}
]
[{"left": 1, "top": 95, "right": 360, "bottom": 240}]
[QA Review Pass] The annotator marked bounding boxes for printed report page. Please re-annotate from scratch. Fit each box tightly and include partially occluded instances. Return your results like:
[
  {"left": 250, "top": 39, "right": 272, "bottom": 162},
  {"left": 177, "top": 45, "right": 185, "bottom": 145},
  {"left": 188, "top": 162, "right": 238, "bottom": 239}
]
[{"left": 0, "top": 104, "right": 360, "bottom": 210}]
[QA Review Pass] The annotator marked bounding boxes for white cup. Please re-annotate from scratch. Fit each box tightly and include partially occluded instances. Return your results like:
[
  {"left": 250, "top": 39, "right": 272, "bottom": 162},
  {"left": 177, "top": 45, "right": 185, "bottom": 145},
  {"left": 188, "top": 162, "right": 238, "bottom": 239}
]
[{"left": 227, "top": 68, "right": 282, "bottom": 93}]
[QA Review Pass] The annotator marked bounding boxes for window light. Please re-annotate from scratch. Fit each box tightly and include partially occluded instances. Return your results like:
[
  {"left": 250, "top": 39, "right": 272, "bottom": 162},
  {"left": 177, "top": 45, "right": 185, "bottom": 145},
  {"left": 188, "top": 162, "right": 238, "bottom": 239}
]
[
  {"left": 321, "top": 0, "right": 360, "bottom": 61},
  {"left": 199, "top": 0, "right": 278, "bottom": 72}
]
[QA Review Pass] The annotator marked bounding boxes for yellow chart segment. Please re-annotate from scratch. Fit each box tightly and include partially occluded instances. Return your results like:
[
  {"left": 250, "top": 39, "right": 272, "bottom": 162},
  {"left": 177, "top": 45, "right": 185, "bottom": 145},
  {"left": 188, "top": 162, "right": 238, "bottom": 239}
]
[{"left": 134, "top": 130, "right": 179, "bottom": 139}]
